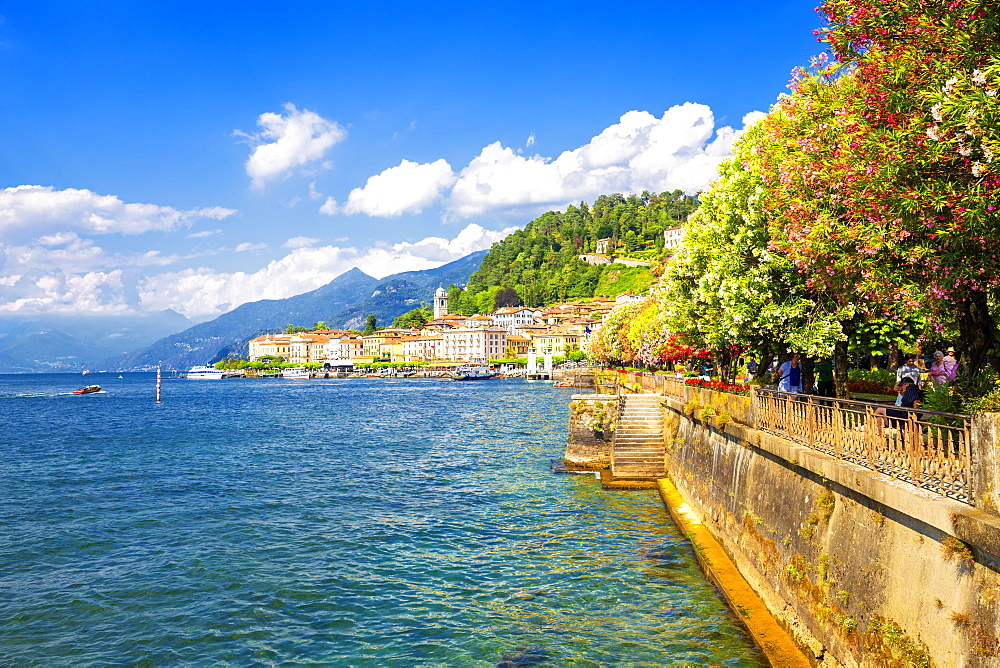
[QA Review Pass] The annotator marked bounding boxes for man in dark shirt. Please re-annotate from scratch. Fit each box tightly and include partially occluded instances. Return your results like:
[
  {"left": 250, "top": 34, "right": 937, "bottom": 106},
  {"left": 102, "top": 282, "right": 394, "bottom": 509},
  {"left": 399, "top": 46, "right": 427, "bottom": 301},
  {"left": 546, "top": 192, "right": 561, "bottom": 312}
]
[{"left": 876, "top": 378, "right": 921, "bottom": 430}]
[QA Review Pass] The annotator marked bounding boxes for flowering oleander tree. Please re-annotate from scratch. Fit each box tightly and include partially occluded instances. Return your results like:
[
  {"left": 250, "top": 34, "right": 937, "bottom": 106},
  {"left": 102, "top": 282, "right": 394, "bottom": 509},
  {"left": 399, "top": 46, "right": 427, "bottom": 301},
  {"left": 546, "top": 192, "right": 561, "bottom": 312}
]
[
  {"left": 589, "top": 298, "right": 710, "bottom": 369},
  {"left": 757, "top": 0, "right": 1000, "bottom": 374},
  {"left": 658, "top": 122, "right": 858, "bottom": 383}
]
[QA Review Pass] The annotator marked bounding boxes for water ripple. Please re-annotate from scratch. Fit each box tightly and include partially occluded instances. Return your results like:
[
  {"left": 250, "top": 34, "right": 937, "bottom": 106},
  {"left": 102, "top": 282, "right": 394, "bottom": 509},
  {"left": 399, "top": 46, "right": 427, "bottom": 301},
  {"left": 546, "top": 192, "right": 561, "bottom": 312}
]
[{"left": 0, "top": 374, "right": 763, "bottom": 665}]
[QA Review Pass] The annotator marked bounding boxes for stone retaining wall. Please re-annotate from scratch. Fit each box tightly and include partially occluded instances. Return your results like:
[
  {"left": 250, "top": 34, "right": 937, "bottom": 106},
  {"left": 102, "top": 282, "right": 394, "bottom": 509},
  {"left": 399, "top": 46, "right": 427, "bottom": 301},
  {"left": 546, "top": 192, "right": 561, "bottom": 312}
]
[
  {"left": 564, "top": 394, "right": 618, "bottom": 469},
  {"left": 663, "top": 388, "right": 1000, "bottom": 666}
]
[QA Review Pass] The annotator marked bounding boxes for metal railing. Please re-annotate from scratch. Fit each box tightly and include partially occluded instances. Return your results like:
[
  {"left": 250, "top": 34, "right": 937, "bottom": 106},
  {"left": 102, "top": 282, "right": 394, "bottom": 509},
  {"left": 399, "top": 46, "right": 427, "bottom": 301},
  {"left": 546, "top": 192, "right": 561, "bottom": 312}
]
[
  {"left": 662, "top": 376, "right": 685, "bottom": 400},
  {"left": 753, "top": 388, "right": 973, "bottom": 504}
]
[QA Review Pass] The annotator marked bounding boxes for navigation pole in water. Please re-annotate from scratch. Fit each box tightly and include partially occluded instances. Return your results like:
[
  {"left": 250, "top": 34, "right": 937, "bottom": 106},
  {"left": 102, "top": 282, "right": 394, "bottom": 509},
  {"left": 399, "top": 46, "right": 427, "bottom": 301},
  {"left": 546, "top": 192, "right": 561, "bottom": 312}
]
[{"left": 156, "top": 363, "right": 162, "bottom": 403}]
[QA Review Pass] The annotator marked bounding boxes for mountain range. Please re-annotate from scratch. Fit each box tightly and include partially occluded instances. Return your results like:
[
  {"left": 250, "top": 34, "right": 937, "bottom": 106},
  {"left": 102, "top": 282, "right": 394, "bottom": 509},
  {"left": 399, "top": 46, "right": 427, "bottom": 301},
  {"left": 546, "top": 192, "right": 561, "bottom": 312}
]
[
  {"left": 98, "top": 250, "right": 486, "bottom": 372},
  {"left": 0, "top": 310, "right": 194, "bottom": 373}
]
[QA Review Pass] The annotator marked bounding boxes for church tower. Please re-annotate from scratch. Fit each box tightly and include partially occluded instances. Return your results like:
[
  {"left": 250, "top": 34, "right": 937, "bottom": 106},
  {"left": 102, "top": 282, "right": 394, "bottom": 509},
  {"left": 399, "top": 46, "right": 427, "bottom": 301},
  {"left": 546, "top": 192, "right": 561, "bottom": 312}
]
[{"left": 433, "top": 286, "right": 448, "bottom": 319}]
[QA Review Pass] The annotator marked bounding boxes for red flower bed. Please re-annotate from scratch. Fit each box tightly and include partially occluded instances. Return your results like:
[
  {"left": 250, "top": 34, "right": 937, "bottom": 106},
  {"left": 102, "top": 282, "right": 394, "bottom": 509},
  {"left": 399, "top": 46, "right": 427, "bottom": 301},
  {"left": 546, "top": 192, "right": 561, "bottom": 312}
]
[
  {"left": 684, "top": 378, "right": 749, "bottom": 396},
  {"left": 847, "top": 379, "right": 893, "bottom": 395}
]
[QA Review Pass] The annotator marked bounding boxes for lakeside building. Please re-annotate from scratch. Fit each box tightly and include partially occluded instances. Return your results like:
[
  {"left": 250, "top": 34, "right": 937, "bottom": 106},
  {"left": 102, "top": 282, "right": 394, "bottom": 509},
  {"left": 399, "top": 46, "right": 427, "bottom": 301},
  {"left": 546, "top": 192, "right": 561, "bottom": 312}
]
[
  {"left": 244, "top": 295, "right": 620, "bottom": 365},
  {"left": 506, "top": 334, "right": 531, "bottom": 358},
  {"left": 439, "top": 327, "right": 508, "bottom": 362},
  {"left": 401, "top": 334, "right": 443, "bottom": 362},
  {"left": 361, "top": 329, "right": 418, "bottom": 358},
  {"left": 248, "top": 335, "right": 292, "bottom": 361},
  {"left": 288, "top": 333, "right": 330, "bottom": 365},
  {"left": 529, "top": 330, "right": 581, "bottom": 357},
  {"left": 332, "top": 336, "right": 364, "bottom": 360}
]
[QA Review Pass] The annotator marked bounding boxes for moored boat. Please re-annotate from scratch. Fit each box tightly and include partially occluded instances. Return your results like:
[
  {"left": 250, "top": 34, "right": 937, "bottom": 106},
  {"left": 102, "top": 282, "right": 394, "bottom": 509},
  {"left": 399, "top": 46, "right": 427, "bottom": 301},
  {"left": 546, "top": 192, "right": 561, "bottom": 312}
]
[
  {"left": 451, "top": 365, "right": 496, "bottom": 380},
  {"left": 186, "top": 365, "right": 225, "bottom": 380},
  {"left": 72, "top": 385, "right": 101, "bottom": 394},
  {"left": 281, "top": 367, "right": 311, "bottom": 379}
]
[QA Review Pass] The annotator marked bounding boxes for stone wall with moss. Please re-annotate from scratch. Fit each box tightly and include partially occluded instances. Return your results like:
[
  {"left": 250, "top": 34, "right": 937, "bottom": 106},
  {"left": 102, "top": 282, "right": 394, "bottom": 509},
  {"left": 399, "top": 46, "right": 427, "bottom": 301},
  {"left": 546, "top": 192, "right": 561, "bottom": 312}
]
[
  {"left": 564, "top": 395, "right": 619, "bottom": 469},
  {"left": 663, "top": 388, "right": 1000, "bottom": 666}
]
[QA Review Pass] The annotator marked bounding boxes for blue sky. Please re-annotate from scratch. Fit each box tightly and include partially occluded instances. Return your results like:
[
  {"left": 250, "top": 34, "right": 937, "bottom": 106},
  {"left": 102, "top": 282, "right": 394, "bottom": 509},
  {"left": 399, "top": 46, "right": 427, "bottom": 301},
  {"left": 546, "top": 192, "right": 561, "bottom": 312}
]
[{"left": 0, "top": 1, "right": 823, "bottom": 320}]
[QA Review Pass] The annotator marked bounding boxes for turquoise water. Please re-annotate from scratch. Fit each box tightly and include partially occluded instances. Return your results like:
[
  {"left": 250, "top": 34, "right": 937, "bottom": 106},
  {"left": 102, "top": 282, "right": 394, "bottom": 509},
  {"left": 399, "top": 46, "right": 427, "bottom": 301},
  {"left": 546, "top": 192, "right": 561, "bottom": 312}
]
[{"left": 0, "top": 373, "right": 764, "bottom": 665}]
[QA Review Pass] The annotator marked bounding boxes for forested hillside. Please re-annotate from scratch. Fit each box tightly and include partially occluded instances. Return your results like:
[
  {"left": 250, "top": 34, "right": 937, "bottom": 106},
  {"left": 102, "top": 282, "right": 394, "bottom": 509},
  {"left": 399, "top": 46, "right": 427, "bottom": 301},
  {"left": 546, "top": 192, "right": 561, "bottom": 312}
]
[{"left": 449, "top": 191, "right": 698, "bottom": 313}]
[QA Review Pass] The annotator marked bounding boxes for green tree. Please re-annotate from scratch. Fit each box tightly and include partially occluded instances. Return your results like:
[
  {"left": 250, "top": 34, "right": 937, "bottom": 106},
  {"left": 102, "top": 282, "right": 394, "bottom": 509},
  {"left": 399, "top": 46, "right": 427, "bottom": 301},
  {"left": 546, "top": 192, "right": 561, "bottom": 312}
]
[
  {"left": 363, "top": 314, "right": 377, "bottom": 335},
  {"left": 392, "top": 306, "right": 432, "bottom": 329},
  {"left": 494, "top": 287, "right": 521, "bottom": 308}
]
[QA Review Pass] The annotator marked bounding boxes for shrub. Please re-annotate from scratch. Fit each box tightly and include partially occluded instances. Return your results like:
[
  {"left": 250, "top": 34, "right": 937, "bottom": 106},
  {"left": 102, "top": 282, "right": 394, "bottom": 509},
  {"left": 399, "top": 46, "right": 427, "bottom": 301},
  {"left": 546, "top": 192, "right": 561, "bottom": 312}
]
[{"left": 848, "top": 368, "right": 897, "bottom": 386}]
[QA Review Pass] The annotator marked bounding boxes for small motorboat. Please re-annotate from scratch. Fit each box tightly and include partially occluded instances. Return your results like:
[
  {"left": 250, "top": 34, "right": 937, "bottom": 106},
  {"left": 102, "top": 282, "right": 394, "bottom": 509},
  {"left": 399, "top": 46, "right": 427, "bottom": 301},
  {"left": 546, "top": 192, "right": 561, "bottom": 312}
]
[{"left": 72, "top": 385, "right": 101, "bottom": 395}]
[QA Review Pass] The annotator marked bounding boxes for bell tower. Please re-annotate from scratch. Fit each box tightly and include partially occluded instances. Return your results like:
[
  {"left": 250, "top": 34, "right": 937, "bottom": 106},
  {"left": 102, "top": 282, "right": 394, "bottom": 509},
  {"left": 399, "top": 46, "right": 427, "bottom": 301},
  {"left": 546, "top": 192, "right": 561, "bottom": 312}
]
[{"left": 433, "top": 286, "right": 448, "bottom": 319}]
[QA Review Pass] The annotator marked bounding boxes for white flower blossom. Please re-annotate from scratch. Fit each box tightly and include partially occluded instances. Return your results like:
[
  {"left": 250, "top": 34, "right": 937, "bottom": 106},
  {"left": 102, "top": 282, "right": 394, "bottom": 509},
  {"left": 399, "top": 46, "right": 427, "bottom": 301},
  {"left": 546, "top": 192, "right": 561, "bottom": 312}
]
[
  {"left": 931, "top": 102, "right": 944, "bottom": 121},
  {"left": 972, "top": 162, "right": 987, "bottom": 177},
  {"left": 926, "top": 125, "right": 943, "bottom": 141},
  {"left": 972, "top": 70, "right": 988, "bottom": 86}
]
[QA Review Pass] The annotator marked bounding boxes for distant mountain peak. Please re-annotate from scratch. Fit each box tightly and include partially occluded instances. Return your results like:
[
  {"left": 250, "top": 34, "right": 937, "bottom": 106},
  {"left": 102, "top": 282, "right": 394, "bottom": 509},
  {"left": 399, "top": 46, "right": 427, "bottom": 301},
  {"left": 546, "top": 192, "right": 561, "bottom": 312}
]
[{"left": 96, "top": 250, "right": 487, "bottom": 371}]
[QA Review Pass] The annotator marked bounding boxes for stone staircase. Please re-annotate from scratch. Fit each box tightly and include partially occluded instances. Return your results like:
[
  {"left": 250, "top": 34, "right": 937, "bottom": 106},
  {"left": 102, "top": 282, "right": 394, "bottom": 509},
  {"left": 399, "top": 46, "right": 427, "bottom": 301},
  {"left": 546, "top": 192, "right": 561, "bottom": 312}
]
[{"left": 611, "top": 394, "right": 666, "bottom": 479}]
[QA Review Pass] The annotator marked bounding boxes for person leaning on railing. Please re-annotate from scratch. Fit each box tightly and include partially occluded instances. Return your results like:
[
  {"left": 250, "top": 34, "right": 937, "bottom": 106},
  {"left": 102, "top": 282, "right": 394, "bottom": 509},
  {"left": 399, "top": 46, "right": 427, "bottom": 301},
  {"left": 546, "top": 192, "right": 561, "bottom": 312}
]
[{"left": 874, "top": 378, "right": 922, "bottom": 430}]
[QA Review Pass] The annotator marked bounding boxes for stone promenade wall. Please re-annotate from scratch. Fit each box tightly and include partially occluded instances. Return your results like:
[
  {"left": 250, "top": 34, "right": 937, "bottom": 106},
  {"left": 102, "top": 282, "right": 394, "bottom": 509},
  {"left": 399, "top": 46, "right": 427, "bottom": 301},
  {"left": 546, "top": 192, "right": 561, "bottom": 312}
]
[
  {"left": 564, "top": 394, "right": 618, "bottom": 469},
  {"left": 664, "top": 388, "right": 1000, "bottom": 666}
]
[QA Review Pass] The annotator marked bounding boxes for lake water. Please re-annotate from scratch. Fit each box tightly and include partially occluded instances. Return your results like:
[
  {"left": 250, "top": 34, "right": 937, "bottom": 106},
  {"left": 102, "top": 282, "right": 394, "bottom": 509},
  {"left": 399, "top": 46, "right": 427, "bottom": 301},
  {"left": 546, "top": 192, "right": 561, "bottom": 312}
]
[{"left": 0, "top": 373, "right": 764, "bottom": 665}]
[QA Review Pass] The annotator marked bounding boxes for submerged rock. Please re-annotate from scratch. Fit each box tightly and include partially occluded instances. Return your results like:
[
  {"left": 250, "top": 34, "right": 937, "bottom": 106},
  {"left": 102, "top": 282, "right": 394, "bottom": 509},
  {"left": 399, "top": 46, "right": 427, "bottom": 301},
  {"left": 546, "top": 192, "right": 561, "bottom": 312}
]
[{"left": 496, "top": 645, "right": 550, "bottom": 667}]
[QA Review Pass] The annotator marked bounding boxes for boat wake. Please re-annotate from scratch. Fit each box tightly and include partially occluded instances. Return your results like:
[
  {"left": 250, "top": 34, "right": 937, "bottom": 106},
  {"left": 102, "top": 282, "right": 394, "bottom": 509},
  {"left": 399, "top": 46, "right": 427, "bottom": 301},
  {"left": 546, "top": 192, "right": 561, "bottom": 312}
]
[{"left": 0, "top": 391, "right": 105, "bottom": 399}]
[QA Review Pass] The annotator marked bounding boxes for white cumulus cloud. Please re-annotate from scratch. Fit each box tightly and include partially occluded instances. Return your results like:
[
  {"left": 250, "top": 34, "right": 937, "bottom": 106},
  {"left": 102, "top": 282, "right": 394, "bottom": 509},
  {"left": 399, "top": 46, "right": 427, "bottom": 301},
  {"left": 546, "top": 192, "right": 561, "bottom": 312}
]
[
  {"left": 327, "top": 104, "right": 762, "bottom": 221},
  {"left": 446, "top": 103, "right": 755, "bottom": 218},
  {"left": 283, "top": 236, "right": 319, "bottom": 249},
  {"left": 237, "top": 103, "right": 346, "bottom": 189},
  {"left": 331, "top": 158, "right": 456, "bottom": 217},
  {"left": 0, "top": 185, "right": 237, "bottom": 242}
]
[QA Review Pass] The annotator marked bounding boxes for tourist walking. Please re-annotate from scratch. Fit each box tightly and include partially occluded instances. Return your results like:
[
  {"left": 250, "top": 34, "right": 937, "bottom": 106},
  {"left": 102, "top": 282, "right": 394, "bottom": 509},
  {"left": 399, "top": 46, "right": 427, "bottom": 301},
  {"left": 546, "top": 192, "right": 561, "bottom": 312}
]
[
  {"left": 774, "top": 353, "right": 803, "bottom": 394},
  {"left": 928, "top": 350, "right": 957, "bottom": 385},
  {"left": 815, "top": 357, "right": 835, "bottom": 397}
]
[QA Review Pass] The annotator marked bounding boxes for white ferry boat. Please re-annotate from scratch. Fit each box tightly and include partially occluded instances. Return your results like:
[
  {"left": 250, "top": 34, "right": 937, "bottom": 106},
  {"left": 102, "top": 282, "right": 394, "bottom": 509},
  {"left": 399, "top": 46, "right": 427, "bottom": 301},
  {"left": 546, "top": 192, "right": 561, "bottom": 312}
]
[
  {"left": 281, "top": 367, "right": 311, "bottom": 379},
  {"left": 451, "top": 365, "right": 496, "bottom": 381},
  {"left": 186, "top": 365, "right": 225, "bottom": 380}
]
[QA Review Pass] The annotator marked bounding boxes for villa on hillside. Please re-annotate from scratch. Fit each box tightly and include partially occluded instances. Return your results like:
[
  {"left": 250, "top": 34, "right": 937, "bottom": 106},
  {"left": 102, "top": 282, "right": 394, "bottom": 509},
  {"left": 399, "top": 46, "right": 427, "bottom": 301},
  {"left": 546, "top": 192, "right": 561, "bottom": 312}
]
[{"left": 493, "top": 307, "right": 543, "bottom": 334}]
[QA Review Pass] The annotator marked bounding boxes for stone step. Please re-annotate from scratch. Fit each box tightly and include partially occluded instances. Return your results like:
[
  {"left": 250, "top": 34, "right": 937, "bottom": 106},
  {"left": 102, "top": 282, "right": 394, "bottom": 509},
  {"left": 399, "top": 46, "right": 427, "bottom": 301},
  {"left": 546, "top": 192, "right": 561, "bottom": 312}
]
[{"left": 612, "top": 395, "right": 666, "bottom": 478}]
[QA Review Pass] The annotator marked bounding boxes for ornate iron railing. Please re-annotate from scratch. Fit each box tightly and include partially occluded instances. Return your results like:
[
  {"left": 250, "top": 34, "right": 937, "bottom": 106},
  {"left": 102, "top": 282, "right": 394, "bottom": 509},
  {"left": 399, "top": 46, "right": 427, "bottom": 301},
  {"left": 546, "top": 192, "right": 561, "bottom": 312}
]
[{"left": 752, "top": 388, "right": 973, "bottom": 504}]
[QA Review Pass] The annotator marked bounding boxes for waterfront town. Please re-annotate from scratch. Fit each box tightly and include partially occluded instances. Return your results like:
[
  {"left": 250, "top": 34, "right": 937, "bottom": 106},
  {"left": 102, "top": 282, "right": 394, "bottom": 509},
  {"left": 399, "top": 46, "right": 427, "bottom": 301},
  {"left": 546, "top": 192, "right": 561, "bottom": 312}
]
[{"left": 246, "top": 289, "right": 642, "bottom": 367}]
